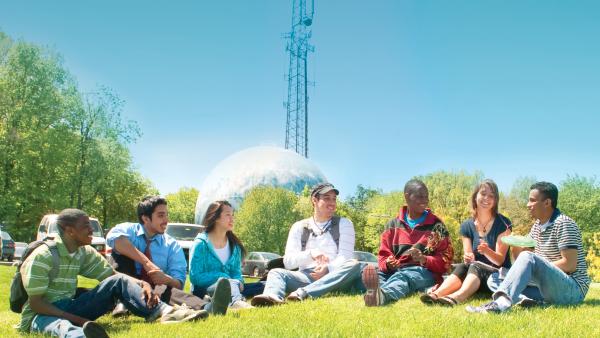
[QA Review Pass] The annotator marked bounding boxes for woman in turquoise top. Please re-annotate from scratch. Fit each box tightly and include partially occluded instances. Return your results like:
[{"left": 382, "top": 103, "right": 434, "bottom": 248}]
[{"left": 189, "top": 200, "right": 252, "bottom": 309}]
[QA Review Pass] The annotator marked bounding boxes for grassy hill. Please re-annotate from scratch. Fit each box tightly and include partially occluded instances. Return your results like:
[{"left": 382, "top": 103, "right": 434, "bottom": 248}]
[{"left": 1, "top": 265, "right": 599, "bottom": 337}]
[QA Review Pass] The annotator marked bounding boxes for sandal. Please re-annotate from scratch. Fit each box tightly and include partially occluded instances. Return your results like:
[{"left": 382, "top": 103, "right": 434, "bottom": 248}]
[
  {"left": 419, "top": 292, "right": 439, "bottom": 305},
  {"left": 436, "top": 296, "right": 460, "bottom": 307}
]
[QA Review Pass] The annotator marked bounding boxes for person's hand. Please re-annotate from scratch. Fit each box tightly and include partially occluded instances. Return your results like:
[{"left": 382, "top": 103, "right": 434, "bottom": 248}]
[
  {"left": 309, "top": 264, "right": 329, "bottom": 281},
  {"left": 147, "top": 269, "right": 172, "bottom": 286},
  {"left": 463, "top": 252, "right": 475, "bottom": 263},
  {"left": 239, "top": 282, "right": 244, "bottom": 292},
  {"left": 140, "top": 281, "right": 159, "bottom": 308},
  {"left": 312, "top": 253, "right": 330, "bottom": 265},
  {"left": 143, "top": 260, "right": 160, "bottom": 272},
  {"left": 477, "top": 242, "right": 491, "bottom": 255},
  {"left": 410, "top": 250, "right": 426, "bottom": 265},
  {"left": 385, "top": 256, "right": 400, "bottom": 270}
]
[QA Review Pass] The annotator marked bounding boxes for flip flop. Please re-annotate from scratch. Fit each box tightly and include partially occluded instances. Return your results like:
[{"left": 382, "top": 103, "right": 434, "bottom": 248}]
[
  {"left": 419, "top": 293, "right": 439, "bottom": 305},
  {"left": 436, "top": 296, "right": 459, "bottom": 307}
]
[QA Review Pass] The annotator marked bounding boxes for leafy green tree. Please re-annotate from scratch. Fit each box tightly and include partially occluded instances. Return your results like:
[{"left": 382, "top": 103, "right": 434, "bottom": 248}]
[
  {"left": 559, "top": 175, "right": 600, "bottom": 233},
  {"left": 343, "top": 185, "right": 380, "bottom": 252},
  {"left": 166, "top": 187, "right": 200, "bottom": 224},
  {"left": 364, "top": 191, "right": 405, "bottom": 254},
  {"left": 500, "top": 176, "right": 536, "bottom": 235},
  {"left": 418, "top": 171, "right": 481, "bottom": 261},
  {"left": 235, "top": 186, "right": 301, "bottom": 255}
]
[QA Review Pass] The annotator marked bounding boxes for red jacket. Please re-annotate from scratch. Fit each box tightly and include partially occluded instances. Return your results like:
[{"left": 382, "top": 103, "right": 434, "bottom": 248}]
[{"left": 378, "top": 207, "right": 453, "bottom": 284}]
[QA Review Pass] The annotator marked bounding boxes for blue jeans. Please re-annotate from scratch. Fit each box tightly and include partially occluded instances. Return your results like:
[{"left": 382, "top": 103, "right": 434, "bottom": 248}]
[
  {"left": 31, "top": 274, "right": 162, "bottom": 338},
  {"left": 487, "top": 251, "right": 584, "bottom": 305},
  {"left": 378, "top": 266, "right": 435, "bottom": 303},
  {"left": 206, "top": 278, "right": 243, "bottom": 304},
  {"left": 263, "top": 259, "right": 362, "bottom": 300}
]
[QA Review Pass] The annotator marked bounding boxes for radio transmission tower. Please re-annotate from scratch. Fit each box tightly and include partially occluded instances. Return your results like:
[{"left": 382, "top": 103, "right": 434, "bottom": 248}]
[{"left": 284, "top": 0, "right": 314, "bottom": 158}]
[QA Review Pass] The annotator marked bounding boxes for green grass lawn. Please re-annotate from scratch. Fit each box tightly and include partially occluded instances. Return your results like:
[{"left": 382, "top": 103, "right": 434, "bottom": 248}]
[{"left": 1, "top": 265, "right": 599, "bottom": 337}]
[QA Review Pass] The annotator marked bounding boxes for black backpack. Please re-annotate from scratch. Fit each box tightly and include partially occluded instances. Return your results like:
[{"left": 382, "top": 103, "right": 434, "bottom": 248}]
[
  {"left": 9, "top": 240, "right": 59, "bottom": 313},
  {"left": 265, "top": 216, "right": 342, "bottom": 275}
]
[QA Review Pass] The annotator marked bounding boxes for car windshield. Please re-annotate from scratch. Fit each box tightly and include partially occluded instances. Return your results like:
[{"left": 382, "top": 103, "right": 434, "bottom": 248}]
[
  {"left": 48, "top": 219, "right": 103, "bottom": 237},
  {"left": 354, "top": 252, "right": 377, "bottom": 262},
  {"left": 166, "top": 225, "right": 204, "bottom": 241},
  {"left": 1, "top": 231, "right": 13, "bottom": 240}
]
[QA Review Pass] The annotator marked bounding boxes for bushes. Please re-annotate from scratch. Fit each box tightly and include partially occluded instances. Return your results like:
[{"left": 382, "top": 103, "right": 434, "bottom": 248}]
[{"left": 584, "top": 232, "right": 600, "bottom": 282}]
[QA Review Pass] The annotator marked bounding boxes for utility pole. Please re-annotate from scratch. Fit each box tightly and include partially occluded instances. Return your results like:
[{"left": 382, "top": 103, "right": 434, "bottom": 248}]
[{"left": 284, "top": 0, "right": 314, "bottom": 158}]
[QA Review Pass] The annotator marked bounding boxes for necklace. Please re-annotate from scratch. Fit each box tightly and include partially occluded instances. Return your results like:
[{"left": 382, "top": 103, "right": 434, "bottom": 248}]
[
  {"left": 312, "top": 216, "right": 332, "bottom": 236},
  {"left": 476, "top": 216, "right": 494, "bottom": 234}
]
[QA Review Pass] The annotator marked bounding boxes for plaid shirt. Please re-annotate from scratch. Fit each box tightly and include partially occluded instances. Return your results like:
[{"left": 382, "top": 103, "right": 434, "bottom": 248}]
[{"left": 19, "top": 235, "right": 114, "bottom": 332}]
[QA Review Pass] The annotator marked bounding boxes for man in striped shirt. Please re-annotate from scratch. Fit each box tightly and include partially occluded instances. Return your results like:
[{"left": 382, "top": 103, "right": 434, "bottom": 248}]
[
  {"left": 467, "top": 182, "right": 590, "bottom": 313},
  {"left": 20, "top": 209, "right": 206, "bottom": 338}
]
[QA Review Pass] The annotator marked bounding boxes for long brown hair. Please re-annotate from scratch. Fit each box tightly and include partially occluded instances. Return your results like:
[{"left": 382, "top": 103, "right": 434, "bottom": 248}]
[
  {"left": 201, "top": 200, "right": 246, "bottom": 257},
  {"left": 471, "top": 179, "right": 499, "bottom": 219}
]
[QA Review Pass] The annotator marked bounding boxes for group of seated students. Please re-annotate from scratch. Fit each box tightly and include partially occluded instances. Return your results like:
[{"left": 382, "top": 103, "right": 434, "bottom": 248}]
[{"left": 18, "top": 179, "right": 590, "bottom": 338}]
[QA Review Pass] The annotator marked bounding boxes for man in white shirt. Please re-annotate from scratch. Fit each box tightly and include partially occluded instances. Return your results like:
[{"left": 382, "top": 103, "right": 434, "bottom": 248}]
[{"left": 251, "top": 183, "right": 361, "bottom": 306}]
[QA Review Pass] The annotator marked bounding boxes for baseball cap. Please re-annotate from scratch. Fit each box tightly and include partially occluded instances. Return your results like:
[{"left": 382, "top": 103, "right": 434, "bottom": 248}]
[{"left": 310, "top": 183, "right": 339, "bottom": 198}]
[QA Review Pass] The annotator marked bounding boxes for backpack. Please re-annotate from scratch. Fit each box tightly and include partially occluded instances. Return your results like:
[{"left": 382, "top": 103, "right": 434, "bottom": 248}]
[
  {"left": 300, "top": 216, "right": 341, "bottom": 251},
  {"left": 264, "top": 216, "right": 342, "bottom": 276},
  {"left": 9, "top": 240, "right": 60, "bottom": 313}
]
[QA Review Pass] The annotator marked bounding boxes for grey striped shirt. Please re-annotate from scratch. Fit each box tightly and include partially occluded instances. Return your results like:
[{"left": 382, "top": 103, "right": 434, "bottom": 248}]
[{"left": 529, "top": 210, "right": 590, "bottom": 296}]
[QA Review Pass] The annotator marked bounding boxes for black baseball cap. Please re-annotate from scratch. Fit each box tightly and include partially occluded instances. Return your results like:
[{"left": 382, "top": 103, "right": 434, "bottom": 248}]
[{"left": 311, "top": 183, "right": 339, "bottom": 198}]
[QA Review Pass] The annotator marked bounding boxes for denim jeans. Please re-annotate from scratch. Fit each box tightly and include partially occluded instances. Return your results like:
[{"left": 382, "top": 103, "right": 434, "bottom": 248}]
[
  {"left": 206, "top": 278, "right": 243, "bottom": 304},
  {"left": 378, "top": 266, "right": 435, "bottom": 303},
  {"left": 31, "top": 274, "right": 162, "bottom": 338},
  {"left": 487, "top": 251, "right": 584, "bottom": 305},
  {"left": 262, "top": 259, "right": 361, "bottom": 300}
]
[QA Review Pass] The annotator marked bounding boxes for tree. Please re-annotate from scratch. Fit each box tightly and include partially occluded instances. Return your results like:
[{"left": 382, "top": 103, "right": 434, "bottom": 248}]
[
  {"left": 418, "top": 171, "right": 482, "bottom": 261},
  {"left": 166, "top": 187, "right": 200, "bottom": 224},
  {"left": 559, "top": 175, "right": 600, "bottom": 233},
  {"left": 235, "top": 186, "right": 301, "bottom": 254},
  {"left": 500, "top": 176, "right": 536, "bottom": 235},
  {"left": 364, "top": 191, "right": 405, "bottom": 254},
  {"left": 343, "top": 185, "right": 380, "bottom": 252}
]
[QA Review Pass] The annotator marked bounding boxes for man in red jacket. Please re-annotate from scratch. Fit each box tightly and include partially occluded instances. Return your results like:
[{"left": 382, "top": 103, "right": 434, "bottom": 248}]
[{"left": 362, "top": 179, "right": 454, "bottom": 306}]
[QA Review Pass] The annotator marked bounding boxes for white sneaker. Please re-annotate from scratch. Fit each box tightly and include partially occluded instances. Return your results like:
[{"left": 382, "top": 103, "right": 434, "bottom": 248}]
[
  {"left": 230, "top": 300, "right": 254, "bottom": 310},
  {"left": 160, "top": 304, "right": 208, "bottom": 324}
]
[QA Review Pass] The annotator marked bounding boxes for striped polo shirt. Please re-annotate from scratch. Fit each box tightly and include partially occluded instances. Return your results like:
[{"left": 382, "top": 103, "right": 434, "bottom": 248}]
[
  {"left": 19, "top": 235, "right": 114, "bottom": 332},
  {"left": 529, "top": 209, "right": 590, "bottom": 297}
]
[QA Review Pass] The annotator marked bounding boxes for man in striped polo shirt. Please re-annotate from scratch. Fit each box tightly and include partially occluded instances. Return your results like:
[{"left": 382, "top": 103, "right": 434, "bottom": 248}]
[
  {"left": 20, "top": 209, "right": 206, "bottom": 338},
  {"left": 467, "top": 182, "right": 590, "bottom": 313}
]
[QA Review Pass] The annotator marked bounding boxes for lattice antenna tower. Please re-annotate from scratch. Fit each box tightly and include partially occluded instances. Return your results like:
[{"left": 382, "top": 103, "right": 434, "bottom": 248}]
[{"left": 284, "top": 0, "right": 314, "bottom": 158}]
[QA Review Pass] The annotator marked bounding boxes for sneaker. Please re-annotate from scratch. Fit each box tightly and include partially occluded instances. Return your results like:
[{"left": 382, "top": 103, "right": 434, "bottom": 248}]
[
  {"left": 286, "top": 290, "right": 308, "bottom": 302},
  {"left": 111, "top": 301, "right": 129, "bottom": 317},
  {"left": 250, "top": 294, "right": 285, "bottom": 307},
  {"left": 516, "top": 297, "right": 540, "bottom": 308},
  {"left": 82, "top": 321, "right": 109, "bottom": 338},
  {"left": 466, "top": 301, "right": 503, "bottom": 314},
  {"left": 362, "top": 265, "right": 384, "bottom": 307},
  {"left": 230, "top": 300, "right": 254, "bottom": 310},
  {"left": 160, "top": 304, "right": 209, "bottom": 324},
  {"left": 205, "top": 278, "right": 231, "bottom": 315}
]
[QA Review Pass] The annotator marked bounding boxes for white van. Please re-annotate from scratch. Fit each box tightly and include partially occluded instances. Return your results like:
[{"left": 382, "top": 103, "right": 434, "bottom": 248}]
[{"left": 37, "top": 214, "right": 107, "bottom": 256}]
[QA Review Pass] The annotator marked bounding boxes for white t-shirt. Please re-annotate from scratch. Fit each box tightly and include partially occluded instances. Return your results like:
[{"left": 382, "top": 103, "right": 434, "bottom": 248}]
[
  {"left": 214, "top": 240, "right": 231, "bottom": 264},
  {"left": 282, "top": 217, "right": 355, "bottom": 272}
]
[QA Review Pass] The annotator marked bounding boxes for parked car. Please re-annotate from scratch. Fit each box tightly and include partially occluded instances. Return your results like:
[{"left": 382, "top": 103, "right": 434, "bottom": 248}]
[
  {"left": 37, "top": 214, "right": 107, "bottom": 256},
  {"left": 1, "top": 230, "right": 16, "bottom": 261},
  {"left": 14, "top": 242, "right": 27, "bottom": 261},
  {"left": 353, "top": 250, "right": 378, "bottom": 266},
  {"left": 243, "top": 251, "right": 282, "bottom": 277},
  {"left": 165, "top": 223, "right": 206, "bottom": 264}
]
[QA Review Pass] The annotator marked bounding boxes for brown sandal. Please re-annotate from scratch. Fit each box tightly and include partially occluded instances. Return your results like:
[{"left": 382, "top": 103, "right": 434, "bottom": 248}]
[
  {"left": 437, "top": 296, "right": 460, "bottom": 307},
  {"left": 420, "top": 292, "right": 439, "bottom": 305}
]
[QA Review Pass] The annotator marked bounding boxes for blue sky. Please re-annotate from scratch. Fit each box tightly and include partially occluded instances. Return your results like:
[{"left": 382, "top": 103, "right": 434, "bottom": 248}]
[{"left": 2, "top": 1, "right": 599, "bottom": 198}]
